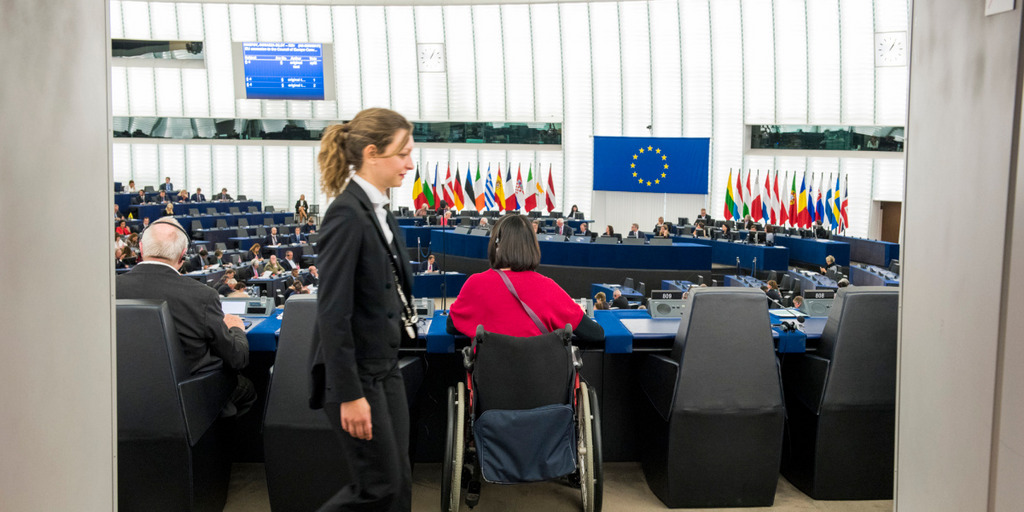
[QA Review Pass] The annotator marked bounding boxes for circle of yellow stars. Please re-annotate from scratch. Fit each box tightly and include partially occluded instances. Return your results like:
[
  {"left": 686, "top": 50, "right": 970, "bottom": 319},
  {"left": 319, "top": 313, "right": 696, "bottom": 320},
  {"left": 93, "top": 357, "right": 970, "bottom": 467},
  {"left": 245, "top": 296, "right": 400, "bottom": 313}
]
[{"left": 631, "top": 145, "right": 669, "bottom": 187}]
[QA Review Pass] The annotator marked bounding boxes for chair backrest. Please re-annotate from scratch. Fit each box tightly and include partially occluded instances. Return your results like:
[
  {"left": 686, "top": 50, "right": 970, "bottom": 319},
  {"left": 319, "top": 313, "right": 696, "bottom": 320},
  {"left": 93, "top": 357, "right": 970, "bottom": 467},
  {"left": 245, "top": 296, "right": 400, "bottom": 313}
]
[
  {"left": 472, "top": 327, "right": 575, "bottom": 415},
  {"left": 236, "top": 228, "right": 248, "bottom": 238},
  {"left": 623, "top": 237, "right": 645, "bottom": 245},
  {"left": 265, "top": 205, "right": 275, "bottom": 213},
  {"left": 191, "top": 220, "right": 202, "bottom": 231},
  {"left": 780, "top": 274, "right": 793, "bottom": 291},
  {"left": 817, "top": 287, "right": 899, "bottom": 409},
  {"left": 307, "top": 233, "right": 321, "bottom": 244},
  {"left": 116, "top": 300, "right": 189, "bottom": 440},
  {"left": 257, "top": 227, "right": 268, "bottom": 236},
  {"left": 264, "top": 217, "right": 274, "bottom": 226},
  {"left": 595, "top": 236, "right": 618, "bottom": 244},
  {"left": 638, "top": 282, "right": 646, "bottom": 295},
  {"left": 215, "top": 243, "right": 227, "bottom": 252},
  {"left": 206, "top": 207, "right": 217, "bottom": 215},
  {"left": 216, "top": 219, "right": 228, "bottom": 228},
  {"left": 238, "top": 218, "right": 249, "bottom": 227},
  {"left": 238, "top": 194, "right": 247, "bottom": 201},
  {"left": 189, "top": 208, "right": 200, "bottom": 216},
  {"left": 670, "top": 288, "right": 782, "bottom": 410},
  {"left": 248, "top": 206, "right": 258, "bottom": 213},
  {"left": 623, "top": 277, "right": 635, "bottom": 289},
  {"left": 649, "top": 238, "right": 672, "bottom": 246},
  {"left": 229, "top": 207, "right": 240, "bottom": 214},
  {"left": 265, "top": 295, "right": 321, "bottom": 428}
]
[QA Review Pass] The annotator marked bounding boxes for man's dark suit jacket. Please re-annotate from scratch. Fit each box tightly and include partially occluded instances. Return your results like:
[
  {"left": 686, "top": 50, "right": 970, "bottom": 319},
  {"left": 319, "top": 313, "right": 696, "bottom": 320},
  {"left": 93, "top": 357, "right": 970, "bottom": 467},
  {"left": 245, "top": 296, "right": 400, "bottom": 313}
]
[
  {"left": 302, "top": 273, "right": 319, "bottom": 287},
  {"left": 264, "top": 234, "right": 281, "bottom": 246},
  {"left": 131, "top": 194, "right": 146, "bottom": 205},
  {"left": 309, "top": 183, "right": 413, "bottom": 408},
  {"left": 766, "top": 288, "right": 783, "bottom": 304},
  {"left": 163, "top": 182, "right": 174, "bottom": 192},
  {"left": 191, "top": 193, "right": 206, "bottom": 202},
  {"left": 217, "top": 193, "right": 233, "bottom": 201},
  {"left": 627, "top": 230, "right": 641, "bottom": 238},
  {"left": 695, "top": 214, "right": 711, "bottom": 224},
  {"left": 578, "top": 230, "right": 596, "bottom": 240},
  {"left": 116, "top": 263, "right": 249, "bottom": 374},
  {"left": 612, "top": 295, "right": 630, "bottom": 309},
  {"left": 555, "top": 225, "right": 574, "bottom": 237},
  {"left": 281, "top": 258, "right": 299, "bottom": 271}
]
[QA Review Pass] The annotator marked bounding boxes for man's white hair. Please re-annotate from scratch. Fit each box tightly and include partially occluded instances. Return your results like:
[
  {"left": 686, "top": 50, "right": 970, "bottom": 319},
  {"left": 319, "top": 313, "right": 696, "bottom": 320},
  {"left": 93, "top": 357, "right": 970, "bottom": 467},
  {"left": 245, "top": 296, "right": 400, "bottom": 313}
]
[{"left": 140, "top": 218, "right": 188, "bottom": 261}]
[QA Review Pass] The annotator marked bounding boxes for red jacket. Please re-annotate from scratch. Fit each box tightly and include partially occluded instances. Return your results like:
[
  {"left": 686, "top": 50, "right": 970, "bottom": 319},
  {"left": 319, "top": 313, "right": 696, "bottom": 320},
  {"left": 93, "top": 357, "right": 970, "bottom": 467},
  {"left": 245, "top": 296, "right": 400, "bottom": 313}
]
[{"left": 450, "top": 269, "right": 584, "bottom": 337}]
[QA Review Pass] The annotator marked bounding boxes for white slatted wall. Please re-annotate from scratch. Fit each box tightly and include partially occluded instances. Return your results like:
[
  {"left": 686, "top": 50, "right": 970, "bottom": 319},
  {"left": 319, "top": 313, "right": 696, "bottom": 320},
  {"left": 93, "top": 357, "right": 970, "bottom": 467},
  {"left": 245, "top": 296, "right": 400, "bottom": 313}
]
[{"left": 110, "top": 0, "right": 909, "bottom": 238}]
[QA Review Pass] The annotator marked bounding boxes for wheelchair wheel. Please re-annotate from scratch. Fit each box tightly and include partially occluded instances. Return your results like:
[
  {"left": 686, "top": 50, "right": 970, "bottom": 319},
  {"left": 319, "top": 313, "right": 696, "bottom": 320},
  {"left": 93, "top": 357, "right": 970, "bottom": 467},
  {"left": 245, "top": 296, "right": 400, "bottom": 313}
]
[
  {"left": 577, "top": 381, "right": 600, "bottom": 512},
  {"left": 588, "top": 383, "right": 603, "bottom": 512},
  {"left": 441, "top": 383, "right": 465, "bottom": 512}
]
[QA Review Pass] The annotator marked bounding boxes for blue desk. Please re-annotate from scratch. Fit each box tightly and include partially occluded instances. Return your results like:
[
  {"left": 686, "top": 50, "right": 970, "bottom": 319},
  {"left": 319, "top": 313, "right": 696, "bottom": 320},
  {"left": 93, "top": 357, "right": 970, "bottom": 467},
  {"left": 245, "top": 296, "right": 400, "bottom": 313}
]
[
  {"left": 833, "top": 235, "right": 899, "bottom": 267},
  {"left": 686, "top": 238, "right": 789, "bottom": 271},
  {"left": 427, "top": 230, "right": 713, "bottom": 270},
  {"left": 412, "top": 272, "right": 467, "bottom": 298},
  {"left": 849, "top": 265, "right": 900, "bottom": 287},
  {"left": 773, "top": 235, "right": 850, "bottom": 267},
  {"left": 660, "top": 280, "right": 694, "bottom": 292},
  {"left": 789, "top": 270, "right": 838, "bottom": 291},
  {"left": 725, "top": 275, "right": 765, "bottom": 288},
  {"left": 590, "top": 284, "right": 643, "bottom": 302},
  {"left": 402, "top": 226, "right": 453, "bottom": 252},
  {"left": 131, "top": 201, "right": 263, "bottom": 221},
  {"left": 246, "top": 313, "right": 283, "bottom": 352}
]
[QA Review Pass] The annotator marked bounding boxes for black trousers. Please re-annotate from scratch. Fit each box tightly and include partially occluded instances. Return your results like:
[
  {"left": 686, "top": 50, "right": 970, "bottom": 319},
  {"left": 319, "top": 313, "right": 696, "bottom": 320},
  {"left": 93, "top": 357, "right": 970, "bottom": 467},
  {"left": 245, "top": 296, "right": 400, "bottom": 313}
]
[{"left": 320, "top": 366, "right": 411, "bottom": 512}]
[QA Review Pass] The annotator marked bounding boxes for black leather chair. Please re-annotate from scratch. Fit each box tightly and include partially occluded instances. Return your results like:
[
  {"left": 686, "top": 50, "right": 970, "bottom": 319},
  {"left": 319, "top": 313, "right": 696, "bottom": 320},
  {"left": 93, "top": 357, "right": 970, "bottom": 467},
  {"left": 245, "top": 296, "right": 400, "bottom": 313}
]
[
  {"left": 116, "top": 299, "right": 235, "bottom": 512},
  {"left": 263, "top": 295, "right": 426, "bottom": 512},
  {"left": 780, "top": 286, "right": 899, "bottom": 500},
  {"left": 639, "top": 288, "right": 785, "bottom": 508}
]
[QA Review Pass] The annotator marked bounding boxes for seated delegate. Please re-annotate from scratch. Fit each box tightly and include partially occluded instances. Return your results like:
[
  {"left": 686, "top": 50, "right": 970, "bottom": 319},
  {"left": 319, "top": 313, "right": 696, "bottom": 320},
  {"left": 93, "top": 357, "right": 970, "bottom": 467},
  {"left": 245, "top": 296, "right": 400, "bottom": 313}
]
[{"left": 448, "top": 214, "right": 604, "bottom": 342}]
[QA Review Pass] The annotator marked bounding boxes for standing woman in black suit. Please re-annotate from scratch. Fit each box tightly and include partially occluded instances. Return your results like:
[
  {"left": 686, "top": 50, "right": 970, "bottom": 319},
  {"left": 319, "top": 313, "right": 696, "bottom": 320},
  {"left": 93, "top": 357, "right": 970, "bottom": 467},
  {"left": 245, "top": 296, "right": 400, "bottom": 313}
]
[{"left": 309, "top": 108, "right": 416, "bottom": 512}]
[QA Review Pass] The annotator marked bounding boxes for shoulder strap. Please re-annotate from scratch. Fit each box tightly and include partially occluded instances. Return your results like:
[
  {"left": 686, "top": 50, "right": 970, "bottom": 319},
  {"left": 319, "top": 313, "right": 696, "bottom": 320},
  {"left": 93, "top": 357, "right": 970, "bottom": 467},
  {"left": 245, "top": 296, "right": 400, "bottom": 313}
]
[{"left": 495, "top": 269, "right": 548, "bottom": 334}]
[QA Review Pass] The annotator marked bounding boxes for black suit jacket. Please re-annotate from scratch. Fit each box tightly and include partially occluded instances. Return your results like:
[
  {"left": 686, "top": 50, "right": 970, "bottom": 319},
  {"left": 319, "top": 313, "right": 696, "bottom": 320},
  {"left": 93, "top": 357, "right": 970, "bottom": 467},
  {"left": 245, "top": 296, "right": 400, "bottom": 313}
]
[
  {"left": 131, "top": 195, "right": 146, "bottom": 205},
  {"left": 191, "top": 193, "right": 206, "bottom": 202},
  {"left": 612, "top": 295, "right": 630, "bottom": 309},
  {"left": 310, "top": 184, "right": 413, "bottom": 407},
  {"left": 116, "top": 263, "right": 249, "bottom": 374},
  {"left": 556, "top": 225, "right": 574, "bottom": 237},
  {"left": 295, "top": 200, "right": 309, "bottom": 213},
  {"left": 163, "top": 182, "right": 174, "bottom": 192},
  {"left": 264, "top": 234, "right": 281, "bottom": 246},
  {"left": 766, "top": 288, "right": 783, "bottom": 304},
  {"left": 281, "top": 258, "right": 299, "bottom": 271}
]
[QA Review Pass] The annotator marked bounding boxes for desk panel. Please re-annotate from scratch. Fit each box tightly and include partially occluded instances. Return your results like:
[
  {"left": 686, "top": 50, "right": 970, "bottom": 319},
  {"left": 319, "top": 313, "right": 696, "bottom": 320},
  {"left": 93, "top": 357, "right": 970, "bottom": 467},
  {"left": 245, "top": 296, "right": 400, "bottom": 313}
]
[
  {"left": 412, "top": 272, "right": 467, "bottom": 298},
  {"left": 773, "top": 235, "right": 850, "bottom": 267},
  {"left": 833, "top": 235, "right": 899, "bottom": 267},
  {"left": 686, "top": 238, "right": 789, "bottom": 271}
]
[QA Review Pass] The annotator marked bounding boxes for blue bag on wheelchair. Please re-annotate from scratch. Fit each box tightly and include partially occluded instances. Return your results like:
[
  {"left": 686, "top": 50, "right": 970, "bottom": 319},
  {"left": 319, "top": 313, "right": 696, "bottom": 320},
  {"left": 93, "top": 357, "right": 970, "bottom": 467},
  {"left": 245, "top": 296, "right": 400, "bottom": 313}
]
[{"left": 473, "top": 403, "right": 577, "bottom": 484}]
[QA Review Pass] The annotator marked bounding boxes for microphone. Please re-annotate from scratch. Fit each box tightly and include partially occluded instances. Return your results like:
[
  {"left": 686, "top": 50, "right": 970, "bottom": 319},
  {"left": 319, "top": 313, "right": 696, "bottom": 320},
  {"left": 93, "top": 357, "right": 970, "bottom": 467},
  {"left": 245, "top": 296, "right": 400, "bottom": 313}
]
[
  {"left": 769, "top": 296, "right": 805, "bottom": 324},
  {"left": 752, "top": 257, "right": 757, "bottom": 277}
]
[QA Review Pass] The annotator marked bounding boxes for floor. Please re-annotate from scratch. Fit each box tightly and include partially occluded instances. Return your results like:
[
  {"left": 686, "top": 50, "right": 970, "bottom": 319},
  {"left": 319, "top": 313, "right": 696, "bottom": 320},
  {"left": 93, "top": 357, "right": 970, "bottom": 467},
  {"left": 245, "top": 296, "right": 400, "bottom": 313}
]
[{"left": 224, "top": 462, "right": 894, "bottom": 512}]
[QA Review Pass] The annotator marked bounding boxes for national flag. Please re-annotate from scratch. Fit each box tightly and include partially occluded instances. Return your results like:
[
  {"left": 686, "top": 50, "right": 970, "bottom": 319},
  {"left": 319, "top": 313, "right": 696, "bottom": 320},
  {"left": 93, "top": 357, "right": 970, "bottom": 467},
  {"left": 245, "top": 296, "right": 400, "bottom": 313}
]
[
  {"left": 771, "top": 171, "right": 781, "bottom": 225},
  {"left": 751, "top": 170, "right": 763, "bottom": 222},
  {"left": 412, "top": 165, "right": 426, "bottom": 209},
  {"left": 830, "top": 174, "right": 841, "bottom": 231},
  {"left": 724, "top": 168, "right": 737, "bottom": 220},
  {"left": 545, "top": 164, "right": 557, "bottom": 213},
  {"left": 524, "top": 164, "right": 538, "bottom": 212},
  {"left": 442, "top": 164, "right": 454, "bottom": 209},
  {"left": 494, "top": 163, "right": 506, "bottom": 211},
  {"left": 807, "top": 173, "right": 817, "bottom": 227},
  {"left": 424, "top": 163, "right": 436, "bottom": 209},
  {"left": 736, "top": 170, "right": 746, "bottom": 219},
  {"left": 824, "top": 173, "right": 835, "bottom": 229},
  {"left": 788, "top": 172, "right": 798, "bottom": 227},
  {"left": 463, "top": 164, "right": 477, "bottom": 212},
  {"left": 505, "top": 167, "right": 519, "bottom": 211},
  {"left": 514, "top": 165, "right": 526, "bottom": 211},
  {"left": 484, "top": 165, "right": 496, "bottom": 211},
  {"left": 475, "top": 164, "right": 486, "bottom": 211},
  {"left": 814, "top": 174, "right": 825, "bottom": 225},
  {"left": 777, "top": 172, "right": 789, "bottom": 227},
  {"left": 797, "top": 171, "right": 808, "bottom": 228},
  {"left": 453, "top": 165, "right": 465, "bottom": 211},
  {"left": 762, "top": 171, "right": 771, "bottom": 224},
  {"left": 430, "top": 163, "right": 439, "bottom": 209},
  {"left": 743, "top": 170, "right": 752, "bottom": 219},
  {"left": 839, "top": 175, "right": 849, "bottom": 232}
]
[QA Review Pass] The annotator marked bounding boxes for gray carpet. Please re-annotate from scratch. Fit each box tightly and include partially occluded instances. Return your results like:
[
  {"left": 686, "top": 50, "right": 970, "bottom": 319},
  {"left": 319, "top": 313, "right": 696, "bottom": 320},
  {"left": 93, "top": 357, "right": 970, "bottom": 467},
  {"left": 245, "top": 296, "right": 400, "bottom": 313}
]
[{"left": 224, "top": 462, "right": 894, "bottom": 511}]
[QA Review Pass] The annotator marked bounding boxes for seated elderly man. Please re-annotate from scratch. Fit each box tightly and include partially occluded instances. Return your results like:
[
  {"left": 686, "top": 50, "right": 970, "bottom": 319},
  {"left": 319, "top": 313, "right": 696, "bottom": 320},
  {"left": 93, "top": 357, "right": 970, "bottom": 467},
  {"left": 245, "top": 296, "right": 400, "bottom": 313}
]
[
  {"left": 115, "top": 217, "right": 255, "bottom": 416},
  {"left": 554, "top": 217, "right": 574, "bottom": 237},
  {"left": 611, "top": 289, "right": 630, "bottom": 309},
  {"left": 263, "top": 254, "right": 285, "bottom": 275}
]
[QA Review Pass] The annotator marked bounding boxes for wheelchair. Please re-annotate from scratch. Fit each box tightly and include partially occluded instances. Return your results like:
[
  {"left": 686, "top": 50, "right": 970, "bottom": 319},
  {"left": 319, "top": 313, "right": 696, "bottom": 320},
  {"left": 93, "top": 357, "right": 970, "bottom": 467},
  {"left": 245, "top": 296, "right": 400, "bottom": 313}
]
[{"left": 442, "top": 325, "right": 603, "bottom": 511}]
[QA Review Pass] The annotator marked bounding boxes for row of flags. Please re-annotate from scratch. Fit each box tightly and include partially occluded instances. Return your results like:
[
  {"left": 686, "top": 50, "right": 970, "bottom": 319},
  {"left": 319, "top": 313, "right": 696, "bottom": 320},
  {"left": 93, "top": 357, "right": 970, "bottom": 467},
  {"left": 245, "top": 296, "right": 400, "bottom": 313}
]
[
  {"left": 412, "top": 162, "right": 558, "bottom": 213},
  {"left": 724, "top": 169, "right": 850, "bottom": 231}
]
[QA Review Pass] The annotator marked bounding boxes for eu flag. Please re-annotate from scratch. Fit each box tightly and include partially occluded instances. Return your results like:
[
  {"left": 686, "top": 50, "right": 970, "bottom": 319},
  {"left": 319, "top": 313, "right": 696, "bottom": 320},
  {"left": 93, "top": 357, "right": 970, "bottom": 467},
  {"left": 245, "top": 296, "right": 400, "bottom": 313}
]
[{"left": 593, "top": 136, "right": 710, "bottom": 194}]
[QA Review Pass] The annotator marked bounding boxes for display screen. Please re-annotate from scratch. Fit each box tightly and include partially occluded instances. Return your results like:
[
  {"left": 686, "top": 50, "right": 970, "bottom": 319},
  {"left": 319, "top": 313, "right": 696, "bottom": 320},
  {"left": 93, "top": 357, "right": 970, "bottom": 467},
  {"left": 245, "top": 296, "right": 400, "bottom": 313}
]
[{"left": 240, "top": 42, "right": 326, "bottom": 100}]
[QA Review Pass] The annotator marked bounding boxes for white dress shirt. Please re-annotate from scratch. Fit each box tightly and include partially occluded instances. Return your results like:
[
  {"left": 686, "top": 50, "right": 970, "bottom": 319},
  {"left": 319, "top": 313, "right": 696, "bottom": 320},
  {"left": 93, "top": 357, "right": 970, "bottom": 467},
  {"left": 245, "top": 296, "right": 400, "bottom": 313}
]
[{"left": 350, "top": 173, "right": 393, "bottom": 245}]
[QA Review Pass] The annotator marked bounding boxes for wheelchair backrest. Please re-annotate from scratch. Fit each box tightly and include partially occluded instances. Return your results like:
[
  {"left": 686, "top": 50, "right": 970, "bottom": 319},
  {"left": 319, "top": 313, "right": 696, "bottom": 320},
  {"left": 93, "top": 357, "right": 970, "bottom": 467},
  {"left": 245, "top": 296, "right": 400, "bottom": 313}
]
[{"left": 471, "top": 328, "right": 574, "bottom": 416}]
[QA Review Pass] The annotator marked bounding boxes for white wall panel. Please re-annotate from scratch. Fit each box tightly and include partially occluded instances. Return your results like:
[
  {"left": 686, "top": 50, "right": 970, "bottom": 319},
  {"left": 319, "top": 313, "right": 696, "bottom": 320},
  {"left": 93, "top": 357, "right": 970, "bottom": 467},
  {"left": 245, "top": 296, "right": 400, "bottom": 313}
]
[
  {"left": 501, "top": 5, "right": 535, "bottom": 122},
  {"left": 649, "top": 0, "right": 682, "bottom": 136},
  {"left": 131, "top": 144, "right": 159, "bottom": 187},
  {"left": 531, "top": 4, "right": 563, "bottom": 122},
  {"left": 619, "top": 1, "right": 652, "bottom": 136},
  {"left": 472, "top": 5, "right": 504, "bottom": 121},
  {"left": 741, "top": 0, "right": 776, "bottom": 124},
  {"left": 443, "top": 6, "right": 476, "bottom": 120},
  {"left": 560, "top": 2, "right": 593, "bottom": 215},
  {"left": 386, "top": 6, "right": 420, "bottom": 120},
  {"left": 774, "top": 0, "right": 808, "bottom": 124},
  {"left": 212, "top": 145, "right": 240, "bottom": 199},
  {"left": 149, "top": 2, "right": 178, "bottom": 40},
  {"left": 110, "top": 1, "right": 125, "bottom": 39},
  {"left": 709, "top": 0, "right": 744, "bottom": 221},
  {"left": 154, "top": 68, "right": 183, "bottom": 117},
  {"left": 111, "top": 67, "right": 129, "bottom": 117},
  {"left": 680, "top": 0, "right": 712, "bottom": 139},
  {"left": 332, "top": 6, "right": 363, "bottom": 119},
  {"left": 121, "top": 1, "right": 151, "bottom": 39},
  {"left": 840, "top": 0, "right": 875, "bottom": 124},
  {"left": 806, "top": 0, "right": 841, "bottom": 124},
  {"left": 176, "top": 3, "right": 204, "bottom": 40},
  {"left": 112, "top": 144, "right": 132, "bottom": 184},
  {"left": 127, "top": 67, "right": 156, "bottom": 116},
  {"left": 590, "top": 2, "right": 622, "bottom": 136},
  {"left": 203, "top": 4, "right": 234, "bottom": 117},
  {"left": 158, "top": 144, "right": 186, "bottom": 190},
  {"left": 357, "top": 6, "right": 390, "bottom": 109}
]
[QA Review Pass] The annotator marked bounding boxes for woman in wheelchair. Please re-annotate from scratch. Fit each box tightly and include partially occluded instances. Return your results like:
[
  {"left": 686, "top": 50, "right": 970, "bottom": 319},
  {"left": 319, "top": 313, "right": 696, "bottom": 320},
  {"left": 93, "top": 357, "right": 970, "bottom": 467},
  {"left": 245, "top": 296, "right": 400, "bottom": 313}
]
[{"left": 447, "top": 214, "right": 604, "bottom": 342}]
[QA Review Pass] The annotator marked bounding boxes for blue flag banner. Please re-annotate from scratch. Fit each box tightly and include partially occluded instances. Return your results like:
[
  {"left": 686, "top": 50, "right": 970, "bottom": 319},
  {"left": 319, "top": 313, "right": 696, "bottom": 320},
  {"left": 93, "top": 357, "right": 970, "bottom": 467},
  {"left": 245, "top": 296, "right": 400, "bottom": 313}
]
[{"left": 593, "top": 136, "right": 710, "bottom": 194}]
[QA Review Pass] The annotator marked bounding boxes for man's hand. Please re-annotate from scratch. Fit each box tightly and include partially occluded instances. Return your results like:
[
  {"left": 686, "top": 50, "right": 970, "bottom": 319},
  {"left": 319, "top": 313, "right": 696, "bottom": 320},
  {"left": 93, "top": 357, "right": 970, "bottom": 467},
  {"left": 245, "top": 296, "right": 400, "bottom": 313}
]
[
  {"left": 341, "top": 398, "right": 372, "bottom": 440},
  {"left": 223, "top": 313, "right": 245, "bottom": 330}
]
